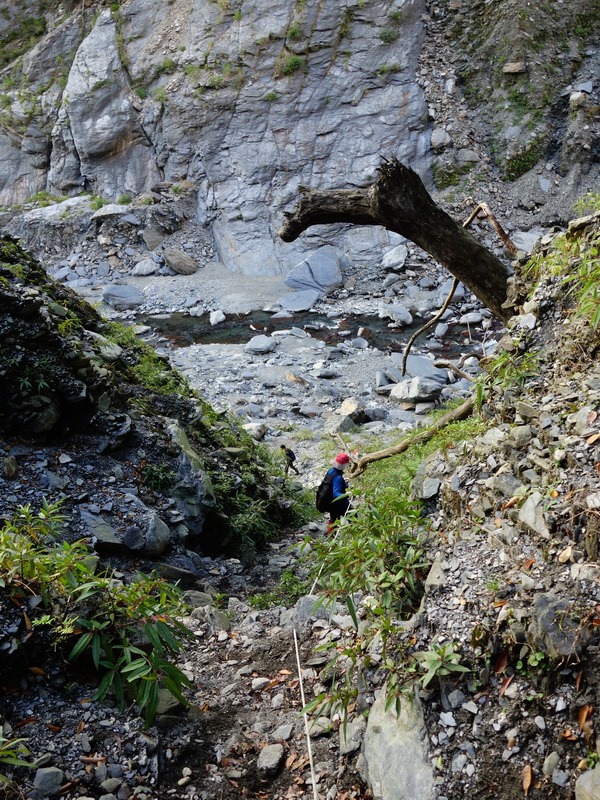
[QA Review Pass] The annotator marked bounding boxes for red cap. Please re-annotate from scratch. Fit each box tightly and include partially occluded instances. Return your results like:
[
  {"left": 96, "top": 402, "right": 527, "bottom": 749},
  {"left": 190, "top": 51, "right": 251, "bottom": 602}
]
[{"left": 334, "top": 453, "right": 350, "bottom": 465}]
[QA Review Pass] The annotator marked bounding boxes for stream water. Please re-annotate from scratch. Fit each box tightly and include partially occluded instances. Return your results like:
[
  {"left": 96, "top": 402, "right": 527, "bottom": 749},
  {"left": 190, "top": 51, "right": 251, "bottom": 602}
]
[{"left": 138, "top": 310, "right": 490, "bottom": 357}]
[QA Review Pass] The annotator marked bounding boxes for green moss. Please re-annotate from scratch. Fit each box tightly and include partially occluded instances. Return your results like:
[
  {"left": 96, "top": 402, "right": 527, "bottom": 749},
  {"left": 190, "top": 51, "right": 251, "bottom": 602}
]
[
  {"left": 277, "top": 54, "right": 304, "bottom": 77},
  {"left": 502, "top": 137, "right": 545, "bottom": 181},
  {"left": 432, "top": 161, "right": 473, "bottom": 190}
]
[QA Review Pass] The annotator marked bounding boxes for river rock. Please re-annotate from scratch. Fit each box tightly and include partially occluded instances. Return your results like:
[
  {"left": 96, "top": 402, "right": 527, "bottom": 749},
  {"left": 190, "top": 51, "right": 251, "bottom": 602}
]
[
  {"left": 132, "top": 258, "right": 157, "bottom": 276},
  {"left": 163, "top": 247, "right": 197, "bottom": 275},
  {"left": 210, "top": 310, "right": 226, "bottom": 325},
  {"left": 380, "top": 304, "right": 413, "bottom": 326},
  {"left": 102, "top": 283, "right": 145, "bottom": 309},
  {"left": 284, "top": 245, "right": 342, "bottom": 296},
  {"left": 278, "top": 289, "right": 321, "bottom": 312},
  {"left": 390, "top": 377, "right": 444, "bottom": 405},
  {"left": 244, "top": 335, "right": 277, "bottom": 354},
  {"left": 33, "top": 767, "right": 64, "bottom": 795}
]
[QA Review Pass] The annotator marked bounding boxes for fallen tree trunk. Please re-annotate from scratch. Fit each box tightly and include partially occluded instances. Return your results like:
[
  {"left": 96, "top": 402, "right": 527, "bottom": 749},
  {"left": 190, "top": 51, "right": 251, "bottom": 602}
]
[
  {"left": 347, "top": 395, "right": 476, "bottom": 477},
  {"left": 279, "top": 159, "right": 513, "bottom": 322}
]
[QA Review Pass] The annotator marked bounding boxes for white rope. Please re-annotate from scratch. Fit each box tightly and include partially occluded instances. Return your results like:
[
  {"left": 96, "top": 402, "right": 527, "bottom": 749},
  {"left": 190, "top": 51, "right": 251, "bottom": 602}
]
[{"left": 293, "top": 628, "right": 319, "bottom": 800}]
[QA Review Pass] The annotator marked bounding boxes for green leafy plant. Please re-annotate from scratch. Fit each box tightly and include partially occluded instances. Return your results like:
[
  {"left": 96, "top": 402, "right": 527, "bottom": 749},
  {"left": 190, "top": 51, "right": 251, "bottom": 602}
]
[
  {"left": 249, "top": 568, "right": 307, "bottom": 609},
  {"left": 0, "top": 501, "right": 192, "bottom": 726},
  {"left": 152, "top": 86, "right": 168, "bottom": 104},
  {"left": 0, "top": 733, "right": 32, "bottom": 787},
  {"left": 287, "top": 22, "right": 303, "bottom": 40},
  {"left": 117, "top": 193, "right": 132, "bottom": 204},
  {"left": 139, "top": 462, "right": 176, "bottom": 492},
  {"left": 278, "top": 54, "right": 304, "bottom": 76},
  {"left": 573, "top": 192, "right": 600, "bottom": 216},
  {"left": 414, "top": 642, "right": 470, "bottom": 687},
  {"left": 263, "top": 91, "right": 278, "bottom": 102},
  {"left": 89, "top": 195, "right": 108, "bottom": 210},
  {"left": 516, "top": 649, "right": 547, "bottom": 676},
  {"left": 379, "top": 29, "right": 398, "bottom": 44}
]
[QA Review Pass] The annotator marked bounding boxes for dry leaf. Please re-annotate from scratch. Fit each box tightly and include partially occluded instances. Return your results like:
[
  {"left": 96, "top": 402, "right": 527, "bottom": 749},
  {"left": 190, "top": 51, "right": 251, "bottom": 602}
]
[
  {"left": 23, "top": 611, "right": 32, "bottom": 631},
  {"left": 502, "top": 496, "right": 520, "bottom": 510},
  {"left": 578, "top": 705, "right": 594, "bottom": 741},
  {"left": 493, "top": 600, "right": 508, "bottom": 608},
  {"left": 27, "top": 666, "right": 45, "bottom": 676},
  {"left": 596, "top": 463, "right": 600, "bottom": 474},
  {"left": 14, "top": 717, "right": 37, "bottom": 728},
  {"left": 560, "top": 729, "right": 578, "bottom": 741},
  {"left": 578, "top": 704, "right": 593, "bottom": 730},
  {"left": 586, "top": 433, "right": 600, "bottom": 445},
  {"left": 575, "top": 671, "right": 584, "bottom": 691},
  {"left": 499, "top": 675, "right": 513, "bottom": 697},
  {"left": 550, "top": 489, "right": 559, "bottom": 498},
  {"left": 47, "top": 723, "right": 61, "bottom": 733},
  {"left": 587, "top": 410, "right": 598, "bottom": 425},
  {"left": 279, "top": 669, "right": 292, "bottom": 675},
  {"left": 523, "top": 558, "right": 535, "bottom": 570},
  {"left": 77, "top": 720, "right": 85, "bottom": 734},
  {"left": 493, "top": 651, "right": 509, "bottom": 674},
  {"left": 494, "top": 517, "right": 503, "bottom": 528},
  {"left": 522, "top": 764, "right": 533, "bottom": 796}
]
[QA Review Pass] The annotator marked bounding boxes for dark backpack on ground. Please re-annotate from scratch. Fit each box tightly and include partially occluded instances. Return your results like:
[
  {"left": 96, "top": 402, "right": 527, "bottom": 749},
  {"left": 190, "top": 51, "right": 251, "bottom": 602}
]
[{"left": 315, "top": 471, "right": 334, "bottom": 512}]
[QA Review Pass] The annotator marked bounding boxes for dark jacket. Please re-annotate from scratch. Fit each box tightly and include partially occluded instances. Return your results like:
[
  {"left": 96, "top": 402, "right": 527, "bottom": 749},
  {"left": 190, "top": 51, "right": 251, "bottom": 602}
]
[{"left": 327, "top": 467, "right": 349, "bottom": 517}]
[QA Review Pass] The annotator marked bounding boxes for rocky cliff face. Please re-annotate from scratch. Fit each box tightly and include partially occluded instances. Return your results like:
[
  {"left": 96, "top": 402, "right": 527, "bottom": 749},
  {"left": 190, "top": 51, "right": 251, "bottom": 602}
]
[{"left": 1, "top": 0, "right": 598, "bottom": 278}]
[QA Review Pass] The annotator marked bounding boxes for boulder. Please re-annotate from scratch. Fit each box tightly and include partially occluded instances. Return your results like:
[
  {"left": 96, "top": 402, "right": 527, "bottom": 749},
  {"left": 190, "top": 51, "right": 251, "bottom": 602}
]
[
  {"left": 163, "top": 247, "right": 197, "bottom": 275},
  {"left": 278, "top": 289, "right": 321, "bottom": 312},
  {"left": 244, "top": 335, "right": 277, "bottom": 354},
  {"left": 380, "top": 304, "right": 413, "bottom": 326},
  {"left": 284, "top": 245, "right": 342, "bottom": 296},
  {"left": 102, "top": 283, "right": 145, "bottom": 309},
  {"left": 362, "top": 691, "right": 435, "bottom": 800},
  {"left": 390, "top": 377, "right": 444, "bottom": 405}
]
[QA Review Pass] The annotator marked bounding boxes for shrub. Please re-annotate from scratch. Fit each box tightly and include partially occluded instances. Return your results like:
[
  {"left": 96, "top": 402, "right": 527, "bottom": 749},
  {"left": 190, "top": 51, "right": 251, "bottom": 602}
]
[
  {"left": 379, "top": 29, "right": 399, "bottom": 44},
  {"left": 0, "top": 501, "right": 192, "bottom": 726},
  {"left": 278, "top": 55, "right": 304, "bottom": 76},
  {"left": 152, "top": 86, "right": 168, "bottom": 104},
  {"left": 117, "top": 193, "right": 132, "bottom": 204},
  {"left": 287, "top": 23, "right": 303, "bottom": 41}
]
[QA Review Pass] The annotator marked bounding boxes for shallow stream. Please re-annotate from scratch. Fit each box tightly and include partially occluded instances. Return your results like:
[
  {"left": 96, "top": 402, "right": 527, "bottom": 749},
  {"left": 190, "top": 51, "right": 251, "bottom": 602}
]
[{"left": 138, "top": 310, "right": 490, "bottom": 357}]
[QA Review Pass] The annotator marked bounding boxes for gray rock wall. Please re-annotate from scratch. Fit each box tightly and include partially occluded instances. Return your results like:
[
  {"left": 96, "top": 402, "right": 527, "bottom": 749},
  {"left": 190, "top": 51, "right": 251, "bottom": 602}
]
[{"left": 0, "top": 0, "right": 430, "bottom": 275}]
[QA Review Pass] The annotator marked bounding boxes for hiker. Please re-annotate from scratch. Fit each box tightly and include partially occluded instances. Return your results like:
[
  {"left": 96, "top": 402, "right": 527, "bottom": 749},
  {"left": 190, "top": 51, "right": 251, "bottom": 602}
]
[
  {"left": 280, "top": 444, "right": 300, "bottom": 475},
  {"left": 325, "top": 452, "right": 350, "bottom": 533}
]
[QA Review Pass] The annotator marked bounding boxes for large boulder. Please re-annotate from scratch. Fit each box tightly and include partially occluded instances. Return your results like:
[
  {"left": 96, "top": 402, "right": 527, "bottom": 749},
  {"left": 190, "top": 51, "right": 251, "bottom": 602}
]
[
  {"left": 362, "top": 691, "right": 435, "bottom": 800},
  {"left": 284, "top": 245, "right": 343, "bottom": 297}
]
